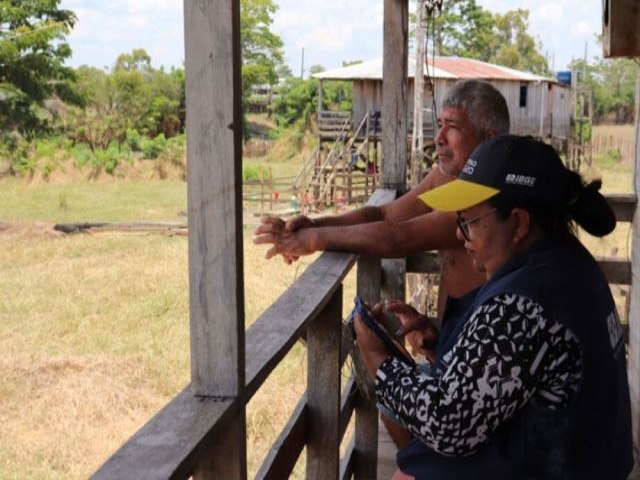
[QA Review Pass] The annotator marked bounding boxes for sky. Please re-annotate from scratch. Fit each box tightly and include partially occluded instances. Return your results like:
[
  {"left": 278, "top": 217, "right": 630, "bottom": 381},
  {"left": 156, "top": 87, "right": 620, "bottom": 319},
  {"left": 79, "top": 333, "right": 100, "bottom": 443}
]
[{"left": 60, "top": 0, "right": 602, "bottom": 75}]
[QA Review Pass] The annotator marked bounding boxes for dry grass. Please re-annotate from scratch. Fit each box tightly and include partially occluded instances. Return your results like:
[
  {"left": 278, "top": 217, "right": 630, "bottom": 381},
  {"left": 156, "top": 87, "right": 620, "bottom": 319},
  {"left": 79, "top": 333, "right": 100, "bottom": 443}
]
[
  {"left": 0, "top": 219, "right": 353, "bottom": 479},
  {"left": 0, "top": 124, "right": 633, "bottom": 478}
]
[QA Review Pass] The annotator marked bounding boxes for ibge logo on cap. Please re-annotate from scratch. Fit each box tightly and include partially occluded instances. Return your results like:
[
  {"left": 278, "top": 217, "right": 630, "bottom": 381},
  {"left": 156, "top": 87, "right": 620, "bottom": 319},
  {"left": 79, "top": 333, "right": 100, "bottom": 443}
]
[
  {"left": 505, "top": 173, "right": 536, "bottom": 187},
  {"left": 463, "top": 158, "right": 477, "bottom": 175}
]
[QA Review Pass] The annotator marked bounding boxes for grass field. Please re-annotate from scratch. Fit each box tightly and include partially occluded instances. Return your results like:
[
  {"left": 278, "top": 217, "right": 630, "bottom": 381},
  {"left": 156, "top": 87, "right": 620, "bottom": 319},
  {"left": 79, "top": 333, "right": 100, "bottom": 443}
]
[{"left": 0, "top": 123, "right": 634, "bottom": 478}]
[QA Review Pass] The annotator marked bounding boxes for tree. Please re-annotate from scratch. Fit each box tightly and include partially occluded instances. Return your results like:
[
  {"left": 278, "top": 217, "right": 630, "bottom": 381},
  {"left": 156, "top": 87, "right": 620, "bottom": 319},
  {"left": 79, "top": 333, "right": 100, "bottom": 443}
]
[
  {"left": 571, "top": 57, "right": 637, "bottom": 124},
  {"left": 423, "top": 1, "right": 549, "bottom": 75},
  {"left": 489, "top": 9, "right": 549, "bottom": 75},
  {"left": 0, "top": 0, "right": 82, "bottom": 138},
  {"left": 66, "top": 50, "right": 185, "bottom": 150},
  {"left": 431, "top": 0, "right": 494, "bottom": 60},
  {"left": 240, "top": 0, "right": 284, "bottom": 101}
]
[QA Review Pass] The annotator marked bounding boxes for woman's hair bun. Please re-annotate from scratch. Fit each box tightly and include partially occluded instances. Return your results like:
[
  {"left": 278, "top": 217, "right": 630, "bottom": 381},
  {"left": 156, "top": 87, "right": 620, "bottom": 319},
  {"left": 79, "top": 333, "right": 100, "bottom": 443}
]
[{"left": 567, "top": 177, "right": 616, "bottom": 237}]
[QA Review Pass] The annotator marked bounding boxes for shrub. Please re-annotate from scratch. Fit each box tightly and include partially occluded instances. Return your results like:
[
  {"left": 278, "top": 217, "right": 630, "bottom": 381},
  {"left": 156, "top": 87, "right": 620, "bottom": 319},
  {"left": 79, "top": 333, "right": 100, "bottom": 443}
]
[
  {"left": 126, "top": 129, "right": 143, "bottom": 152},
  {"left": 142, "top": 133, "right": 168, "bottom": 159},
  {"left": 242, "top": 164, "right": 269, "bottom": 181}
]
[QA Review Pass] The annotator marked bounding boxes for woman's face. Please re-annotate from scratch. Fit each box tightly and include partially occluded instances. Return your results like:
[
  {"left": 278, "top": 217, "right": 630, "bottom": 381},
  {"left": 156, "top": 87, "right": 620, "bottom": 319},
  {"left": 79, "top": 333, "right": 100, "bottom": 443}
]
[{"left": 456, "top": 202, "right": 518, "bottom": 278}]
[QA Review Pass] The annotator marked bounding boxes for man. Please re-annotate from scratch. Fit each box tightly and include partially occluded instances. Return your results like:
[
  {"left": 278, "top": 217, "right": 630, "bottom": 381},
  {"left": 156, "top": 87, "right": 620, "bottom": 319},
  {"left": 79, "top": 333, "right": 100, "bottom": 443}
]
[{"left": 254, "top": 79, "right": 510, "bottom": 321}]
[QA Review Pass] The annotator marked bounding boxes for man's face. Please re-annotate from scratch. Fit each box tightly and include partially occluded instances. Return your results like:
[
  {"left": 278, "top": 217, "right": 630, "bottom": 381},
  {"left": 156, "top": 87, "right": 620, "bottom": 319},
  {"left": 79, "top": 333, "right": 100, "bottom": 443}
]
[{"left": 435, "top": 106, "right": 481, "bottom": 177}]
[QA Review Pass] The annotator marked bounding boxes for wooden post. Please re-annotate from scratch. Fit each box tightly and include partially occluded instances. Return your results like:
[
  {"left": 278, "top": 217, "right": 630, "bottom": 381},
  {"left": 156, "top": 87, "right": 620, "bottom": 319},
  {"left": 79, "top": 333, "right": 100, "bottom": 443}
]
[
  {"left": 628, "top": 65, "right": 640, "bottom": 462},
  {"left": 354, "top": 255, "right": 383, "bottom": 480},
  {"left": 307, "top": 287, "right": 342, "bottom": 479},
  {"left": 382, "top": 0, "right": 409, "bottom": 193},
  {"left": 411, "top": 0, "right": 425, "bottom": 188},
  {"left": 381, "top": 0, "right": 408, "bottom": 318},
  {"left": 184, "top": 0, "right": 246, "bottom": 477}
]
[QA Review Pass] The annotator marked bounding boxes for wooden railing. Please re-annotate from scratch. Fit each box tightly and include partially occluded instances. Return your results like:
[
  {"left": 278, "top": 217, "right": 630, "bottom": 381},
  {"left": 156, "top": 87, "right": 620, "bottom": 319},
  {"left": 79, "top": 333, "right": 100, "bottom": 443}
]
[
  {"left": 92, "top": 189, "right": 396, "bottom": 480},
  {"left": 92, "top": 192, "right": 635, "bottom": 480}
]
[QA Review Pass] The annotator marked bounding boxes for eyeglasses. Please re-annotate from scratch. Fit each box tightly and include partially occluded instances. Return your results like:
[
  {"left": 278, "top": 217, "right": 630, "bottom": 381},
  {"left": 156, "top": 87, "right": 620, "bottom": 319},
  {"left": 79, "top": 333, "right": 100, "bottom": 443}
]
[{"left": 456, "top": 208, "right": 497, "bottom": 242}]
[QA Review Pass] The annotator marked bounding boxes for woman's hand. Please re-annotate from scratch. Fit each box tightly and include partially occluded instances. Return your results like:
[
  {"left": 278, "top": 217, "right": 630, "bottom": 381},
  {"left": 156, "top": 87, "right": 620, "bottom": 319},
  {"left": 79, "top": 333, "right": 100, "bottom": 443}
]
[
  {"left": 385, "top": 299, "right": 439, "bottom": 362},
  {"left": 353, "top": 302, "right": 393, "bottom": 377}
]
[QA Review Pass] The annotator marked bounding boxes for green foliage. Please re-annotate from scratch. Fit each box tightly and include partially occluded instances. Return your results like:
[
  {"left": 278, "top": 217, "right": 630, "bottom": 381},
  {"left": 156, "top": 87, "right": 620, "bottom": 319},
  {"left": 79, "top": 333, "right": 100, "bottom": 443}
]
[
  {"left": 420, "top": 1, "right": 550, "bottom": 75},
  {"left": 594, "top": 148, "right": 623, "bottom": 167},
  {"left": 570, "top": 57, "right": 638, "bottom": 124},
  {"left": 142, "top": 134, "right": 168, "bottom": 159},
  {"left": 125, "top": 129, "right": 143, "bottom": 152},
  {"left": 242, "top": 164, "right": 269, "bottom": 181},
  {"left": 65, "top": 50, "right": 185, "bottom": 153},
  {"left": 91, "top": 144, "right": 120, "bottom": 174},
  {"left": 0, "top": 0, "right": 83, "bottom": 138},
  {"left": 240, "top": 0, "right": 284, "bottom": 132},
  {"left": 271, "top": 77, "right": 318, "bottom": 129}
]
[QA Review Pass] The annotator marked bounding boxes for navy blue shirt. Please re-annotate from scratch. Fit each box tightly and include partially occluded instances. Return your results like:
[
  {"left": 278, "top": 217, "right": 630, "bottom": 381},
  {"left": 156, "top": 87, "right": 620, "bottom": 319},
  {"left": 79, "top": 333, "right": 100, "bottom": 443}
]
[{"left": 375, "top": 237, "right": 633, "bottom": 479}]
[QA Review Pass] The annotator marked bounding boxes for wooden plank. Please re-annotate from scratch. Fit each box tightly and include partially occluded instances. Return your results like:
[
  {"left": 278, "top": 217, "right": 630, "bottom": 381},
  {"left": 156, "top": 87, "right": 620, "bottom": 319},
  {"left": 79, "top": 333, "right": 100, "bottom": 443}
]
[
  {"left": 354, "top": 255, "right": 383, "bottom": 479},
  {"left": 627, "top": 70, "right": 640, "bottom": 458},
  {"left": 245, "top": 189, "right": 395, "bottom": 400},
  {"left": 339, "top": 377, "right": 358, "bottom": 440},
  {"left": 245, "top": 251, "right": 357, "bottom": 399},
  {"left": 307, "top": 288, "right": 343, "bottom": 479},
  {"left": 339, "top": 437, "right": 356, "bottom": 480},
  {"left": 184, "top": 0, "right": 245, "bottom": 476},
  {"left": 382, "top": 0, "right": 408, "bottom": 192},
  {"left": 193, "top": 421, "right": 245, "bottom": 480},
  {"left": 185, "top": 0, "right": 244, "bottom": 398},
  {"left": 597, "top": 257, "right": 632, "bottom": 285},
  {"left": 91, "top": 386, "right": 237, "bottom": 480},
  {"left": 606, "top": 193, "right": 637, "bottom": 222},
  {"left": 255, "top": 398, "right": 307, "bottom": 480},
  {"left": 406, "top": 251, "right": 441, "bottom": 274}
]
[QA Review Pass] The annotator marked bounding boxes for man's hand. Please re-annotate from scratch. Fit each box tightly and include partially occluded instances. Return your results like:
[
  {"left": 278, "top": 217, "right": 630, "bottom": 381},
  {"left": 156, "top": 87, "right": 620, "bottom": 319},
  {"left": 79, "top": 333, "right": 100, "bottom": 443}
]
[
  {"left": 253, "top": 215, "right": 315, "bottom": 264},
  {"left": 253, "top": 215, "right": 319, "bottom": 264},
  {"left": 385, "top": 300, "right": 438, "bottom": 362}
]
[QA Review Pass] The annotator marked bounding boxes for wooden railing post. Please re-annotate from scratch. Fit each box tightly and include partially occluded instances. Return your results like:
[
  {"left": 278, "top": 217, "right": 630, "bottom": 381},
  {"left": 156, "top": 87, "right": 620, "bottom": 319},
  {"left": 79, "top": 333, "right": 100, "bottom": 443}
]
[
  {"left": 354, "top": 255, "right": 383, "bottom": 479},
  {"left": 628, "top": 67, "right": 640, "bottom": 460},
  {"left": 184, "top": 0, "right": 246, "bottom": 477},
  {"left": 307, "top": 286, "right": 343, "bottom": 479}
]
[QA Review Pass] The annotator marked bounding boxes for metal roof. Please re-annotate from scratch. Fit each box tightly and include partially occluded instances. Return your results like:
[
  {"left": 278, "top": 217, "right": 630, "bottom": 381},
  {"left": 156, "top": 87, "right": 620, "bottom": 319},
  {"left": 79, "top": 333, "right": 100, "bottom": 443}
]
[{"left": 313, "top": 56, "right": 556, "bottom": 83}]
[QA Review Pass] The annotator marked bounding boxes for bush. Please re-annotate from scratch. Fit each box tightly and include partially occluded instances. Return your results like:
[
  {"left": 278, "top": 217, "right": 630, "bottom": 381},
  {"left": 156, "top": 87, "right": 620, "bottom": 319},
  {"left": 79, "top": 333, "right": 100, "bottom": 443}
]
[
  {"left": 242, "top": 164, "right": 269, "bottom": 181},
  {"left": 594, "top": 148, "right": 623, "bottom": 167},
  {"left": 142, "top": 133, "right": 168, "bottom": 159},
  {"left": 126, "top": 129, "right": 143, "bottom": 152}
]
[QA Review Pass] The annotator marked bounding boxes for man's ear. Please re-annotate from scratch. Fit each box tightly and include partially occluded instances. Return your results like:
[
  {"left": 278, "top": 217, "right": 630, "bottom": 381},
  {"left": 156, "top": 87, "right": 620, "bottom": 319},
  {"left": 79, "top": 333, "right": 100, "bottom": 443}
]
[{"left": 511, "top": 208, "right": 531, "bottom": 243}]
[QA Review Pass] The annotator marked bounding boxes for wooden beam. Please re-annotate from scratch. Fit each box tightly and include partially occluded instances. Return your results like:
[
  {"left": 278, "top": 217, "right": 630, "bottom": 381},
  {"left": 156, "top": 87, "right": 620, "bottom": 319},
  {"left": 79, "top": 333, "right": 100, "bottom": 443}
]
[
  {"left": 307, "top": 288, "right": 343, "bottom": 479},
  {"left": 185, "top": 0, "right": 244, "bottom": 397},
  {"left": 381, "top": 0, "right": 409, "bottom": 192},
  {"left": 606, "top": 193, "right": 638, "bottom": 223},
  {"left": 245, "top": 251, "right": 357, "bottom": 399},
  {"left": 627, "top": 65, "right": 640, "bottom": 463},
  {"left": 255, "top": 399, "right": 307, "bottom": 480},
  {"left": 597, "top": 257, "right": 632, "bottom": 285},
  {"left": 340, "top": 437, "right": 357, "bottom": 480},
  {"left": 91, "top": 386, "right": 237, "bottom": 480},
  {"left": 184, "top": 0, "right": 245, "bottom": 476}
]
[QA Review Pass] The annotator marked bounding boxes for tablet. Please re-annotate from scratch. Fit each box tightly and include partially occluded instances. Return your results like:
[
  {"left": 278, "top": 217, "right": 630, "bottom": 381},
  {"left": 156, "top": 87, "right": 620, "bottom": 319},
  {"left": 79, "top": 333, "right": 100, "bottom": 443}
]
[{"left": 352, "top": 296, "right": 416, "bottom": 366}]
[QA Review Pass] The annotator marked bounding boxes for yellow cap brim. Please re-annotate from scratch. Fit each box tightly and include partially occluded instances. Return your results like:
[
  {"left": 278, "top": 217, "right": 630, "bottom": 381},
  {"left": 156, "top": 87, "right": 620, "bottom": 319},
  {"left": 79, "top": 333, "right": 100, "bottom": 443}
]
[{"left": 418, "top": 179, "right": 500, "bottom": 212}]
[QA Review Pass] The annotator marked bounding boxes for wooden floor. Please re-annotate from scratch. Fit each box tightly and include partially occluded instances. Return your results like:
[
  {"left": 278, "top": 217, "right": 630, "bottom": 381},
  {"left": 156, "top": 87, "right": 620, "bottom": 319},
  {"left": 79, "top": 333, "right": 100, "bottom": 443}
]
[{"left": 377, "top": 421, "right": 399, "bottom": 479}]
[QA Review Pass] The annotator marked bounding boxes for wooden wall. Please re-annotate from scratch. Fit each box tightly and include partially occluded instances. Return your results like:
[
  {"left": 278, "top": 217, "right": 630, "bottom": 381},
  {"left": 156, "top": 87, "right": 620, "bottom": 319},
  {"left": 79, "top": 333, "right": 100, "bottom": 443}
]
[
  {"left": 628, "top": 69, "right": 640, "bottom": 463},
  {"left": 352, "top": 77, "right": 571, "bottom": 140}
]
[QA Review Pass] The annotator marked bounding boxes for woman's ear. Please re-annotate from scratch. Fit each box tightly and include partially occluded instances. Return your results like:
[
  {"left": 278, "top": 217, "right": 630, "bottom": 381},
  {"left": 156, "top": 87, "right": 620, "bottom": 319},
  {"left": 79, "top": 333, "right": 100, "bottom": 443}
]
[{"left": 510, "top": 208, "right": 531, "bottom": 244}]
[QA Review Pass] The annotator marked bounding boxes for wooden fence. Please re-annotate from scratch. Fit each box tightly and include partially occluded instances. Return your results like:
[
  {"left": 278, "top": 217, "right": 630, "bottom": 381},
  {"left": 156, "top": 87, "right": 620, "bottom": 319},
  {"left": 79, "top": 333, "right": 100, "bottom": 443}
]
[
  {"left": 92, "top": 189, "right": 396, "bottom": 480},
  {"left": 91, "top": 192, "right": 636, "bottom": 480},
  {"left": 592, "top": 134, "right": 636, "bottom": 163}
]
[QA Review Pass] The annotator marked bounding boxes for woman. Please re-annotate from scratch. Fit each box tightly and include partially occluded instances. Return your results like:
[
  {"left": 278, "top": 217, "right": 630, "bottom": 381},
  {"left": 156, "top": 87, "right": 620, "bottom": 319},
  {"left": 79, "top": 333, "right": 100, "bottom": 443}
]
[{"left": 354, "top": 135, "right": 633, "bottom": 479}]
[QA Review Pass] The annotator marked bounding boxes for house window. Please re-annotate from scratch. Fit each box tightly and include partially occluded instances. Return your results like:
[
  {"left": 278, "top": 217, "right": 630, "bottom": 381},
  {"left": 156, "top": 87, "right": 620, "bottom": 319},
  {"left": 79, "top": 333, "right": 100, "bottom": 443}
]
[{"left": 519, "top": 84, "right": 528, "bottom": 108}]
